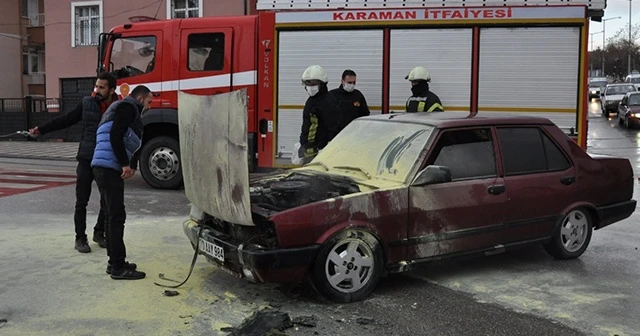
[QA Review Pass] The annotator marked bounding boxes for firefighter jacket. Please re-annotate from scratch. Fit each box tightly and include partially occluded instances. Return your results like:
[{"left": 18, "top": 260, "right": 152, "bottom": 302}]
[
  {"left": 405, "top": 81, "right": 444, "bottom": 113},
  {"left": 330, "top": 85, "right": 370, "bottom": 127},
  {"left": 298, "top": 85, "right": 343, "bottom": 159}
]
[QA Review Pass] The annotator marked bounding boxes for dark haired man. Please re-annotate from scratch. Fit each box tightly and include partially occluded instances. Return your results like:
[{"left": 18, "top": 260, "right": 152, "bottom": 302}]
[
  {"left": 330, "top": 69, "right": 370, "bottom": 128},
  {"left": 29, "top": 72, "right": 119, "bottom": 253},
  {"left": 92, "top": 85, "right": 151, "bottom": 280}
]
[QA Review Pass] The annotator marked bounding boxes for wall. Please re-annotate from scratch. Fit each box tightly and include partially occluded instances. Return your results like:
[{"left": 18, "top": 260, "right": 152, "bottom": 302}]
[
  {"left": 0, "top": 1, "right": 23, "bottom": 98},
  {"left": 0, "top": 35, "right": 23, "bottom": 98},
  {"left": 45, "top": 0, "right": 247, "bottom": 98}
]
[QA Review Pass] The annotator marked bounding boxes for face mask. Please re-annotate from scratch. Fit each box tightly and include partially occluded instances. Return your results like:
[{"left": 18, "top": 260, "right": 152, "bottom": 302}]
[
  {"left": 306, "top": 85, "right": 320, "bottom": 97},
  {"left": 343, "top": 83, "right": 355, "bottom": 92}
]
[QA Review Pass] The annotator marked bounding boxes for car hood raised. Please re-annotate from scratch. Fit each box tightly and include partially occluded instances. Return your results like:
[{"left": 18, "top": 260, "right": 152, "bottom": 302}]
[{"left": 178, "top": 89, "right": 254, "bottom": 226}]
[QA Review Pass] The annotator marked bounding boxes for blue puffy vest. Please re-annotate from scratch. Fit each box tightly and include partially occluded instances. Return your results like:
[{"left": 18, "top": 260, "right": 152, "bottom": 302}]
[{"left": 91, "top": 96, "right": 143, "bottom": 172}]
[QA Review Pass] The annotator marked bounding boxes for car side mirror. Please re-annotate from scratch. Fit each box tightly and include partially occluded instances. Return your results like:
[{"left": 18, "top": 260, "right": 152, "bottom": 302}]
[{"left": 411, "top": 165, "right": 452, "bottom": 186}]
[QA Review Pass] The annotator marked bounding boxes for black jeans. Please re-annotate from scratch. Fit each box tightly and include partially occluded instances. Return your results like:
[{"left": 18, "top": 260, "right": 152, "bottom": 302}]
[
  {"left": 75, "top": 159, "right": 106, "bottom": 239},
  {"left": 93, "top": 167, "right": 127, "bottom": 269}
]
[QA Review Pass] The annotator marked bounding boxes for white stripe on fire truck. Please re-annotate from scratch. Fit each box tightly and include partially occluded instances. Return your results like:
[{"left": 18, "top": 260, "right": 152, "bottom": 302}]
[{"left": 115, "top": 70, "right": 257, "bottom": 94}]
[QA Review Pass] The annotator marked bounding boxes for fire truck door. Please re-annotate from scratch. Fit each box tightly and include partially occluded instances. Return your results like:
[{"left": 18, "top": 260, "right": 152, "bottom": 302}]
[
  {"left": 108, "top": 31, "right": 164, "bottom": 108},
  {"left": 179, "top": 28, "right": 234, "bottom": 95}
]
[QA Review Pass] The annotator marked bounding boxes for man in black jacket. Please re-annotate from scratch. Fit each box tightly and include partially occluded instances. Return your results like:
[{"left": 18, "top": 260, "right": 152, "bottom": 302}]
[
  {"left": 330, "top": 69, "right": 370, "bottom": 128},
  {"left": 29, "top": 72, "right": 118, "bottom": 253},
  {"left": 405, "top": 66, "right": 444, "bottom": 113},
  {"left": 298, "top": 65, "right": 343, "bottom": 164}
]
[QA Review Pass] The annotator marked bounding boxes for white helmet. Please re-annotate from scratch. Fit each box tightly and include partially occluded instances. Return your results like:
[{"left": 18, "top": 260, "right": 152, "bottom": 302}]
[
  {"left": 301, "top": 65, "right": 328, "bottom": 83},
  {"left": 405, "top": 66, "right": 431, "bottom": 82}
]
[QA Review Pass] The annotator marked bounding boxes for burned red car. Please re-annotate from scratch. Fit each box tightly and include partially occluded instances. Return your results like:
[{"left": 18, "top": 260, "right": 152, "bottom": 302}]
[{"left": 179, "top": 90, "right": 636, "bottom": 303}]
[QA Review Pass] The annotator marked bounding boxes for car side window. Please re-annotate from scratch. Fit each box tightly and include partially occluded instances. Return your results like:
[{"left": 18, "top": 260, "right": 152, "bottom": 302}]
[
  {"left": 427, "top": 128, "right": 497, "bottom": 180},
  {"left": 497, "top": 127, "right": 571, "bottom": 176},
  {"left": 187, "top": 33, "right": 225, "bottom": 71}
]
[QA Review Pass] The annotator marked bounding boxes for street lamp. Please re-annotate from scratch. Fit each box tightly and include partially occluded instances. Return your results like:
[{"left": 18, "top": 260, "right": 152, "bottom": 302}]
[
  {"left": 629, "top": 0, "right": 634, "bottom": 75},
  {"left": 602, "top": 16, "right": 622, "bottom": 77}
]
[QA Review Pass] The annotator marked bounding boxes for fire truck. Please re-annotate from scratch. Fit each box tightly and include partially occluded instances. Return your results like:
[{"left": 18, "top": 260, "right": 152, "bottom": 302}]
[{"left": 97, "top": 0, "right": 606, "bottom": 189}]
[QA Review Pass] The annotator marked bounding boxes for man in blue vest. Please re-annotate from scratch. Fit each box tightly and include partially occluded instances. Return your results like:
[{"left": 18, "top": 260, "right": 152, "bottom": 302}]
[
  {"left": 92, "top": 85, "right": 150, "bottom": 280},
  {"left": 29, "top": 72, "right": 118, "bottom": 253}
]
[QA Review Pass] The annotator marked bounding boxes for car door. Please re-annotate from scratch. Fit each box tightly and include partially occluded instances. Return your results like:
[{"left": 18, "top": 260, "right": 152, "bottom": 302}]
[
  {"left": 407, "top": 127, "right": 507, "bottom": 261},
  {"left": 496, "top": 126, "right": 576, "bottom": 244}
]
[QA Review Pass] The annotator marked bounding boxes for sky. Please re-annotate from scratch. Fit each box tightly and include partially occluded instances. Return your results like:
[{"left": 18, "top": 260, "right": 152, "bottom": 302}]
[{"left": 589, "top": 0, "right": 640, "bottom": 50}]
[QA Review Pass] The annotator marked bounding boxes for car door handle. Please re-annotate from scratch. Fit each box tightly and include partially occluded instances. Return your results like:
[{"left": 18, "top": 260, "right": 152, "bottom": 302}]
[
  {"left": 561, "top": 176, "right": 576, "bottom": 185},
  {"left": 488, "top": 185, "right": 506, "bottom": 195}
]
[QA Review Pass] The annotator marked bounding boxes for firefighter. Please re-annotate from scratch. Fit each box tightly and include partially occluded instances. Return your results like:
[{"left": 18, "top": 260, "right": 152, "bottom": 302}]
[
  {"left": 298, "top": 65, "right": 342, "bottom": 164},
  {"left": 405, "top": 66, "right": 444, "bottom": 113},
  {"left": 330, "top": 69, "right": 370, "bottom": 127}
]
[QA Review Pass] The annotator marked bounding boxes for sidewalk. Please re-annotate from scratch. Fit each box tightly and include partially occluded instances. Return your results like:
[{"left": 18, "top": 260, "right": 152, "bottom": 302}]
[{"left": 0, "top": 141, "right": 78, "bottom": 161}]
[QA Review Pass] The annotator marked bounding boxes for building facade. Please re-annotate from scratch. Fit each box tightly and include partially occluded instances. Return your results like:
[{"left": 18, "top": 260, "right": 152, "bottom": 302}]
[
  {"left": 44, "top": 0, "right": 256, "bottom": 98},
  {"left": 0, "top": 0, "right": 46, "bottom": 98}
]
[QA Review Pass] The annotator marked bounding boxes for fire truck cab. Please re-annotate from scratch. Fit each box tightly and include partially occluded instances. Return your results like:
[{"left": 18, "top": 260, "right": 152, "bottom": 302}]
[{"left": 97, "top": 0, "right": 606, "bottom": 190}]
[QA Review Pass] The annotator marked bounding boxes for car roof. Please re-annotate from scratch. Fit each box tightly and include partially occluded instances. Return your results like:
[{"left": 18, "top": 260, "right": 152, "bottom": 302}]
[
  {"left": 361, "top": 112, "right": 556, "bottom": 128},
  {"left": 607, "top": 83, "right": 635, "bottom": 86}
]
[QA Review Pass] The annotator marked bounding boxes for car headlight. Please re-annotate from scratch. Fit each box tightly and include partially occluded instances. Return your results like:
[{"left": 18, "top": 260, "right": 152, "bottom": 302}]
[{"left": 189, "top": 203, "right": 205, "bottom": 221}]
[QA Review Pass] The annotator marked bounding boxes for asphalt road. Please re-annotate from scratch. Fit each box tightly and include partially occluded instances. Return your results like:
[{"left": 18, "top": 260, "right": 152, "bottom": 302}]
[{"left": 0, "top": 102, "right": 638, "bottom": 336}]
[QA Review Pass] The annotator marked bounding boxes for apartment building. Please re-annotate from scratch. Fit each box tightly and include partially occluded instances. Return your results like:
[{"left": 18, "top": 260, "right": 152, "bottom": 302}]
[
  {"left": 44, "top": 0, "right": 256, "bottom": 99},
  {"left": 0, "top": 0, "right": 46, "bottom": 98}
]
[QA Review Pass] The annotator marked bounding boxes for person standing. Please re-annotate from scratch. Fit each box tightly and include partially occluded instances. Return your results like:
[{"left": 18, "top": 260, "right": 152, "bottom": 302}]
[
  {"left": 28, "top": 72, "right": 119, "bottom": 253},
  {"left": 92, "top": 85, "right": 150, "bottom": 280},
  {"left": 330, "top": 69, "right": 370, "bottom": 128},
  {"left": 298, "top": 65, "right": 343, "bottom": 164},
  {"left": 405, "top": 66, "right": 444, "bottom": 113}
]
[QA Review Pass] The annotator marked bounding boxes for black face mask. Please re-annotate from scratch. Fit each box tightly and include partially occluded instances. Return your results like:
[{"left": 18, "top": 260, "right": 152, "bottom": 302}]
[{"left": 411, "top": 81, "right": 429, "bottom": 95}]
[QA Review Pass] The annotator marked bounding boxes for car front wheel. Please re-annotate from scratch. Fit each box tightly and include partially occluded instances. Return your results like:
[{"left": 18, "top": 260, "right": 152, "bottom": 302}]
[
  {"left": 140, "top": 136, "right": 183, "bottom": 190},
  {"left": 312, "top": 229, "right": 384, "bottom": 303},
  {"left": 544, "top": 208, "right": 593, "bottom": 260}
]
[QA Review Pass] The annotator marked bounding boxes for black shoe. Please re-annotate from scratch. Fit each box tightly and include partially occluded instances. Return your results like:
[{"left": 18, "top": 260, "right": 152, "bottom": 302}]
[
  {"left": 74, "top": 237, "right": 91, "bottom": 253},
  {"left": 106, "top": 261, "right": 137, "bottom": 274},
  {"left": 110, "top": 268, "right": 146, "bottom": 280},
  {"left": 92, "top": 232, "right": 107, "bottom": 248}
]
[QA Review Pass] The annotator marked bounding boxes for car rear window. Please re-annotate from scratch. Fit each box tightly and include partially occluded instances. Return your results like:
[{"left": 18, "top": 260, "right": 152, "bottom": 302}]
[{"left": 497, "top": 127, "right": 571, "bottom": 176}]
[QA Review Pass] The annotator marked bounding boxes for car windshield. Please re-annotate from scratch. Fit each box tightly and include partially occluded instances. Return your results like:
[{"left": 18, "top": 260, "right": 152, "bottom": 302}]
[
  {"left": 630, "top": 77, "right": 640, "bottom": 83},
  {"left": 606, "top": 85, "right": 636, "bottom": 95},
  {"left": 589, "top": 81, "right": 607, "bottom": 88},
  {"left": 628, "top": 95, "right": 640, "bottom": 105},
  {"left": 308, "top": 119, "right": 434, "bottom": 183}
]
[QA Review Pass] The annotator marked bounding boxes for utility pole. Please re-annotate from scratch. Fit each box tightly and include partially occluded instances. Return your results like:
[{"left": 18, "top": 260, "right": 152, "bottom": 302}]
[
  {"left": 629, "top": 0, "right": 633, "bottom": 75},
  {"left": 602, "top": 16, "right": 622, "bottom": 77}
]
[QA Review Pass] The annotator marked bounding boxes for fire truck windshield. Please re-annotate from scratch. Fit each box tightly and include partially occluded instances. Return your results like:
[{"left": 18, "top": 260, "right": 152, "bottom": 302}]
[{"left": 109, "top": 36, "right": 157, "bottom": 80}]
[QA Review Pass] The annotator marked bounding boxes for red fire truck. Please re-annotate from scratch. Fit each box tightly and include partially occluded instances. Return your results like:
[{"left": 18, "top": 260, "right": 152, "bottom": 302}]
[{"left": 97, "top": 0, "right": 606, "bottom": 189}]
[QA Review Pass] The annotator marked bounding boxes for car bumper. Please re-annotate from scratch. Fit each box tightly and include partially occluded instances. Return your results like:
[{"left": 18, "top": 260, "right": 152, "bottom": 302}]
[
  {"left": 183, "top": 219, "right": 320, "bottom": 283},
  {"left": 595, "top": 200, "right": 637, "bottom": 229}
]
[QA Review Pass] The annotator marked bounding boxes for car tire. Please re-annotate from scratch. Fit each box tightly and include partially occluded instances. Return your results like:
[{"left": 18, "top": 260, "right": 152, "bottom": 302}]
[
  {"left": 312, "top": 229, "right": 384, "bottom": 303},
  {"left": 543, "top": 208, "right": 593, "bottom": 260},
  {"left": 140, "top": 136, "right": 184, "bottom": 190}
]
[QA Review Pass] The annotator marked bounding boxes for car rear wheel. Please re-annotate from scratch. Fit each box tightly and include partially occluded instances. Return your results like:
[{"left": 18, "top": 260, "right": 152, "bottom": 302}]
[
  {"left": 544, "top": 208, "right": 593, "bottom": 260},
  {"left": 312, "top": 230, "right": 384, "bottom": 303},
  {"left": 140, "top": 136, "right": 183, "bottom": 190}
]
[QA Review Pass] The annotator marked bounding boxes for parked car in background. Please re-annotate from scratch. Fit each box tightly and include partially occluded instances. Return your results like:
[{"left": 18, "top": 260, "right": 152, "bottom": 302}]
[
  {"left": 624, "top": 71, "right": 640, "bottom": 90},
  {"left": 601, "top": 83, "right": 637, "bottom": 115},
  {"left": 589, "top": 77, "right": 609, "bottom": 100},
  {"left": 617, "top": 91, "right": 640, "bottom": 128},
  {"left": 182, "top": 102, "right": 637, "bottom": 303}
]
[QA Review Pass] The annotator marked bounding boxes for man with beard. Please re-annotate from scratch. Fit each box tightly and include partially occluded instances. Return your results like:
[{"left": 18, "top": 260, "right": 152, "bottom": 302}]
[
  {"left": 29, "top": 72, "right": 119, "bottom": 253},
  {"left": 92, "top": 85, "right": 150, "bottom": 280},
  {"left": 404, "top": 66, "right": 444, "bottom": 113}
]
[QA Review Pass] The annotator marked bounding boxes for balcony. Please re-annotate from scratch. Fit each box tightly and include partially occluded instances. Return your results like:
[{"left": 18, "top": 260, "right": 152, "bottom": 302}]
[
  {"left": 26, "top": 73, "right": 45, "bottom": 85},
  {"left": 27, "top": 13, "right": 44, "bottom": 27}
]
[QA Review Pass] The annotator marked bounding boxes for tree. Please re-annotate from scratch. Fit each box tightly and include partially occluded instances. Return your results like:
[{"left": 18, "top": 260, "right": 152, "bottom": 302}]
[{"left": 589, "top": 23, "right": 640, "bottom": 80}]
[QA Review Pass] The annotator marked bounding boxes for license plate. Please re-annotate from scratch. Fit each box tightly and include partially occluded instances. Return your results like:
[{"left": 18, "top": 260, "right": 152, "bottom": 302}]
[{"left": 199, "top": 238, "right": 224, "bottom": 262}]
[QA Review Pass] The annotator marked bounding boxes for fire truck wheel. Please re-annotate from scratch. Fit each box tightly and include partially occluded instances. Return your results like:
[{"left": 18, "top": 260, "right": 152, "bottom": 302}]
[{"left": 140, "top": 136, "right": 184, "bottom": 190}]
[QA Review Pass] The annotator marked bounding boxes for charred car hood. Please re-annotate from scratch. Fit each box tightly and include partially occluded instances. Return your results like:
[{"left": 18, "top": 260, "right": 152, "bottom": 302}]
[{"left": 178, "top": 89, "right": 254, "bottom": 226}]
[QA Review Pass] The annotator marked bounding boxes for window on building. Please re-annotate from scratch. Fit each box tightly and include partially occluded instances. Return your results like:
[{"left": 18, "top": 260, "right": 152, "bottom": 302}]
[
  {"left": 72, "top": 2, "right": 102, "bottom": 47},
  {"left": 22, "top": 0, "right": 29, "bottom": 17},
  {"left": 187, "top": 33, "right": 225, "bottom": 71},
  {"left": 22, "top": 54, "right": 29, "bottom": 75},
  {"left": 169, "top": 0, "right": 202, "bottom": 19},
  {"left": 428, "top": 128, "right": 497, "bottom": 181},
  {"left": 497, "top": 127, "right": 572, "bottom": 176}
]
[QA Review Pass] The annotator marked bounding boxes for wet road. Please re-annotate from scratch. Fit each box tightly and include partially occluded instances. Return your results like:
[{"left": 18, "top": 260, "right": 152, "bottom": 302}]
[{"left": 0, "top": 102, "right": 639, "bottom": 336}]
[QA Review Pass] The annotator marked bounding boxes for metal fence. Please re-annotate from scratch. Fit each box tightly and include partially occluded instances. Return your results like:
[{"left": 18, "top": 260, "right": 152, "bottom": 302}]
[{"left": 0, "top": 97, "right": 82, "bottom": 142}]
